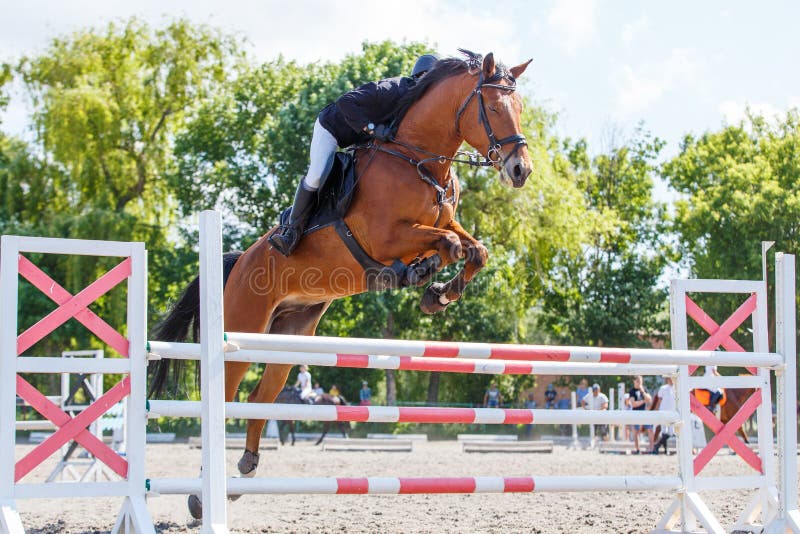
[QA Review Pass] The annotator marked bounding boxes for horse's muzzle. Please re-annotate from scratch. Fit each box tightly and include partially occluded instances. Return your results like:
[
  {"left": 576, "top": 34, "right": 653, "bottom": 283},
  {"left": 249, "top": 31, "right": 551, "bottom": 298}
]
[{"left": 504, "top": 152, "right": 532, "bottom": 188}]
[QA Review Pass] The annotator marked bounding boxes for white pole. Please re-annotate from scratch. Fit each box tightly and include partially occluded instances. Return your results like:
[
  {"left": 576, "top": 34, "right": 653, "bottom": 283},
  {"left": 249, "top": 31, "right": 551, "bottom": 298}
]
[
  {"left": 570, "top": 392, "right": 578, "bottom": 449},
  {"left": 769, "top": 253, "right": 800, "bottom": 532},
  {"left": 199, "top": 211, "right": 229, "bottom": 534},
  {"left": 0, "top": 236, "right": 24, "bottom": 533},
  {"left": 118, "top": 241, "right": 155, "bottom": 532},
  {"left": 608, "top": 388, "right": 615, "bottom": 442}
]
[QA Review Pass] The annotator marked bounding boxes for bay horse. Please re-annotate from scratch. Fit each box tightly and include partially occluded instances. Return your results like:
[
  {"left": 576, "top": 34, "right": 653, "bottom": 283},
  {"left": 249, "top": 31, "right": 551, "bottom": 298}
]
[
  {"left": 150, "top": 50, "right": 533, "bottom": 515},
  {"left": 274, "top": 386, "right": 350, "bottom": 446}
]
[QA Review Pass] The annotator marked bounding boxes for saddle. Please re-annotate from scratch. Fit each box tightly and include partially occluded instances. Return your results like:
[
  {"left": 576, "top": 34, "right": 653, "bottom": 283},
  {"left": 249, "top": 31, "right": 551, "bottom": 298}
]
[{"left": 279, "top": 151, "right": 440, "bottom": 291}]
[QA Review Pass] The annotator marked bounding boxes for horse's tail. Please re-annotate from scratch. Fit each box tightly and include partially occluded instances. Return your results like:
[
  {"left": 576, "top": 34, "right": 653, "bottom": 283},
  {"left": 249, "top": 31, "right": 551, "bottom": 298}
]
[{"left": 148, "top": 251, "right": 244, "bottom": 398}]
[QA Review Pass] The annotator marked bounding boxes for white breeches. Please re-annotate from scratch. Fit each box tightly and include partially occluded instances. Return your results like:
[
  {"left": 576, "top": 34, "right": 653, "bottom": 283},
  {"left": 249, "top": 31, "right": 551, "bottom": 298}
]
[{"left": 303, "top": 119, "right": 338, "bottom": 190}]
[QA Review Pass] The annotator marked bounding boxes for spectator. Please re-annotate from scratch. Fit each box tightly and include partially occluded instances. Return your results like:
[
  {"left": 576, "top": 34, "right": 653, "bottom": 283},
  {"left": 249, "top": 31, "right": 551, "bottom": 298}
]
[
  {"left": 651, "top": 375, "right": 676, "bottom": 454},
  {"left": 359, "top": 381, "right": 372, "bottom": 406},
  {"left": 583, "top": 383, "right": 609, "bottom": 440},
  {"left": 524, "top": 392, "right": 536, "bottom": 438},
  {"left": 294, "top": 365, "right": 315, "bottom": 403},
  {"left": 544, "top": 383, "right": 557, "bottom": 409},
  {"left": 484, "top": 382, "right": 503, "bottom": 408},
  {"left": 313, "top": 381, "right": 324, "bottom": 397},
  {"left": 556, "top": 388, "right": 570, "bottom": 409},
  {"left": 575, "top": 379, "right": 590, "bottom": 407},
  {"left": 328, "top": 383, "right": 347, "bottom": 405},
  {"left": 582, "top": 383, "right": 609, "bottom": 410},
  {"left": 626, "top": 375, "right": 653, "bottom": 454}
]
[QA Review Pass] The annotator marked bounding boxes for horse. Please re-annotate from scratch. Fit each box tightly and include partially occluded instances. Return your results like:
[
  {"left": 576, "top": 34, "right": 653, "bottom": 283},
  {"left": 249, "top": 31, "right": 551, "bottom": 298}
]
[
  {"left": 149, "top": 50, "right": 533, "bottom": 516},
  {"left": 273, "top": 386, "right": 350, "bottom": 446}
]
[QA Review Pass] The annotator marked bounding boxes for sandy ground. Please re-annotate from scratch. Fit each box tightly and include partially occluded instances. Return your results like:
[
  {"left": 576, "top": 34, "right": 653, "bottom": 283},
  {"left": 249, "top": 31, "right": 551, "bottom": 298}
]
[{"left": 13, "top": 440, "right": 799, "bottom": 533}]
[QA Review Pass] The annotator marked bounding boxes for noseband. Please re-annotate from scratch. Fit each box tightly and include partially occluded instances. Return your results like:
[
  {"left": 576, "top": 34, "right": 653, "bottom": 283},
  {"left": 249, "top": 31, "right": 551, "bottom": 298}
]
[{"left": 454, "top": 67, "right": 528, "bottom": 166}]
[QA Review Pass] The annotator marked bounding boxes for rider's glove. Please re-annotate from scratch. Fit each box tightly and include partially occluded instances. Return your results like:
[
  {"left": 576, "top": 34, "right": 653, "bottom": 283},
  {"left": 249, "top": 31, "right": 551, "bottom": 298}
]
[{"left": 371, "top": 123, "right": 392, "bottom": 142}]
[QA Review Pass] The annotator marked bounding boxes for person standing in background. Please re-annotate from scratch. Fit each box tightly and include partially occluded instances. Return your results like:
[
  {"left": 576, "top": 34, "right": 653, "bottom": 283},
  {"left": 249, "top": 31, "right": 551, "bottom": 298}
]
[{"left": 359, "top": 381, "right": 372, "bottom": 406}]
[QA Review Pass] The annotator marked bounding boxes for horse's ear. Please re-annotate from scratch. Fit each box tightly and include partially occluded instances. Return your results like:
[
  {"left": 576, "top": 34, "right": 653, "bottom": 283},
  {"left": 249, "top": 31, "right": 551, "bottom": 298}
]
[
  {"left": 482, "top": 53, "right": 496, "bottom": 78},
  {"left": 510, "top": 59, "right": 533, "bottom": 79}
]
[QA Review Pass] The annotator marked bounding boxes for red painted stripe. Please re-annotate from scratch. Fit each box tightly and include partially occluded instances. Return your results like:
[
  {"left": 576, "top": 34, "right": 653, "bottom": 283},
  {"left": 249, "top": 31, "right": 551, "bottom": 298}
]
[
  {"left": 336, "top": 477, "right": 369, "bottom": 494},
  {"left": 398, "top": 356, "right": 477, "bottom": 373},
  {"left": 504, "top": 477, "right": 535, "bottom": 492},
  {"left": 502, "top": 409, "right": 534, "bottom": 424},
  {"left": 397, "top": 407, "right": 476, "bottom": 424},
  {"left": 502, "top": 362, "right": 535, "bottom": 374},
  {"left": 399, "top": 477, "right": 477, "bottom": 493},
  {"left": 423, "top": 343, "right": 461, "bottom": 357},
  {"left": 335, "top": 406, "right": 370, "bottom": 422},
  {"left": 336, "top": 354, "right": 370, "bottom": 368},
  {"left": 599, "top": 350, "right": 631, "bottom": 363},
  {"left": 490, "top": 346, "right": 571, "bottom": 361}
]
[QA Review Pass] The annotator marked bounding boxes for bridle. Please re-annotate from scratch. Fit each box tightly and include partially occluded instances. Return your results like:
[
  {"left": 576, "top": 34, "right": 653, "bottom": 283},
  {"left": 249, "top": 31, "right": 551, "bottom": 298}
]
[{"left": 454, "top": 63, "right": 527, "bottom": 167}]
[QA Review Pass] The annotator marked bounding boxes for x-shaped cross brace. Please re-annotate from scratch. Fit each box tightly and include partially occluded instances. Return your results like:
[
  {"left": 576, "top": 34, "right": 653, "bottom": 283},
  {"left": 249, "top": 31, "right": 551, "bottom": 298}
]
[
  {"left": 684, "top": 293, "right": 763, "bottom": 474},
  {"left": 15, "top": 376, "right": 130, "bottom": 481},
  {"left": 685, "top": 293, "right": 757, "bottom": 374},
  {"left": 17, "top": 255, "right": 130, "bottom": 356},
  {"left": 14, "top": 254, "right": 132, "bottom": 481},
  {"left": 690, "top": 392, "right": 762, "bottom": 474}
]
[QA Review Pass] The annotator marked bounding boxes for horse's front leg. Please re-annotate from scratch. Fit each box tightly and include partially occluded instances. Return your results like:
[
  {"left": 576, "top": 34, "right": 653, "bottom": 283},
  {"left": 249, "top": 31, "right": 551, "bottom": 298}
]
[
  {"left": 375, "top": 223, "right": 465, "bottom": 269},
  {"left": 420, "top": 220, "right": 488, "bottom": 314}
]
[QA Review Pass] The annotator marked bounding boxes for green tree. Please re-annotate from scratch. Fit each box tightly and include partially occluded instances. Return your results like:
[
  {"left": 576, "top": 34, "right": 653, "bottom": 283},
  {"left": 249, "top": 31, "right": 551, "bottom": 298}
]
[
  {"left": 6, "top": 18, "right": 241, "bottom": 360},
  {"left": 540, "top": 128, "right": 669, "bottom": 371},
  {"left": 663, "top": 110, "right": 800, "bottom": 350}
]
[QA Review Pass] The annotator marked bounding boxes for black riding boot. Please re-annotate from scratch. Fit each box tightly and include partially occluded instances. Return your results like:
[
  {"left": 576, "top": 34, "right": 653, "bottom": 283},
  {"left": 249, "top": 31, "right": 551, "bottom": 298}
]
[{"left": 268, "top": 182, "right": 317, "bottom": 256}]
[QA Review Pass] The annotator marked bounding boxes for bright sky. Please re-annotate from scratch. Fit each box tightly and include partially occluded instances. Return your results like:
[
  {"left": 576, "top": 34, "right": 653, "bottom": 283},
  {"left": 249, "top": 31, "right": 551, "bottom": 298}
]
[{"left": 2, "top": 0, "right": 799, "bottom": 166}]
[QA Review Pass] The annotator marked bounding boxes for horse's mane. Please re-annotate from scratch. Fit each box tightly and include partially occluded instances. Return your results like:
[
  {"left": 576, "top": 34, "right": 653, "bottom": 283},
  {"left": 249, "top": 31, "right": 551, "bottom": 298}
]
[{"left": 392, "top": 49, "right": 509, "bottom": 129}]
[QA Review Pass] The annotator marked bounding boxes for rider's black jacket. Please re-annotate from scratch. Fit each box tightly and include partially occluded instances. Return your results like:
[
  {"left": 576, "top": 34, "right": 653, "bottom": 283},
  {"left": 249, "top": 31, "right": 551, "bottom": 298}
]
[{"left": 318, "top": 76, "right": 415, "bottom": 148}]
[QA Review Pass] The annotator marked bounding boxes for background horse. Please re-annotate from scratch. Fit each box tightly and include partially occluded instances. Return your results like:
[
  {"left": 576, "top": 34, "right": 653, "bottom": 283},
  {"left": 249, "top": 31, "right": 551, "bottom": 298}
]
[
  {"left": 150, "top": 50, "right": 533, "bottom": 516},
  {"left": 274, "top": 386, "right": 349, "bottom": 446}
]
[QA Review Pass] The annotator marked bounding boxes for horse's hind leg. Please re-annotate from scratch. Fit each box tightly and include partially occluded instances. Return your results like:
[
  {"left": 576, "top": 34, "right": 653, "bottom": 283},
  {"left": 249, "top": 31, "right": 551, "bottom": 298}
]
[{"left": 240, "top": 301, "right": 332, "bottom": 472}]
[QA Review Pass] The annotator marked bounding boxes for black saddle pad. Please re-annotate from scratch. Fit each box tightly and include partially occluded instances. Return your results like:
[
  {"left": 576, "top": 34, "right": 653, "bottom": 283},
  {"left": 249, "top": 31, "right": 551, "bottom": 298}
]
[{"left": 279, "top": 151, "right": 357, "bottom": 235}]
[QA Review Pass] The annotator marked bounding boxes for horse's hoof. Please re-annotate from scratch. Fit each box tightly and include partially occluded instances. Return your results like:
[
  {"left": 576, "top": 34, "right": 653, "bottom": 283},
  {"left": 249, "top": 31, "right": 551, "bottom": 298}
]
[
  {"left": 406, "top": 254, "right": 442, "bottom": 287},
  {"left": 420, "top": 282, "right": 450, "bottom": 314},
  {"left": 237, "top": 449, "right": 259, "bottom": 476},
  {"left": 188, "top": 494, "right": 202, "bottom": 519}
]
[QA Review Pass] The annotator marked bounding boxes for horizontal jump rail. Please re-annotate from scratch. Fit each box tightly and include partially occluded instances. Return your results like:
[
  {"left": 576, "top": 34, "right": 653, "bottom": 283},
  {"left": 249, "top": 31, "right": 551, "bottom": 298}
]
[
  {"left": 16, "top": 356, "right": 130, "bottom": 374},
  {"left": 147, "top": 475, "right": 683, "bottom": 495},
  {"left": 222, "top": 332, "right": 782, "bottom": 367},
  {"left": 146, "top": 401, "right": 680, "bottom": 425},
  {"left": 146, "top": 341, "right": 679, "bottom": 376}
]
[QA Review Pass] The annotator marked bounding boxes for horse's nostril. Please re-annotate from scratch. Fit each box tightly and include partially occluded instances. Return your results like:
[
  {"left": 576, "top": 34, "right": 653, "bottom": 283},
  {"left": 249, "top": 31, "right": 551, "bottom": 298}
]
[{"left": 513, "top": 164, "right": 522, "bottom": 178}]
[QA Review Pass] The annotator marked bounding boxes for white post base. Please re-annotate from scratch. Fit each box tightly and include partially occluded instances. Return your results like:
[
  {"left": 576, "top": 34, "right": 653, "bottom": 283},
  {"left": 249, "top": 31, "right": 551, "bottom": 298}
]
[
  {"left": 654, "top": 492, "right": 725, "bottom": 534},
  {"left": 763, "top": 510, "right": 800, "bottom": 534},
  {"left": 111, "top": 496, "right": 156, "bottom": 534},
  {"left": 0, "top": 500, "right": 24, "bottom": 534}
]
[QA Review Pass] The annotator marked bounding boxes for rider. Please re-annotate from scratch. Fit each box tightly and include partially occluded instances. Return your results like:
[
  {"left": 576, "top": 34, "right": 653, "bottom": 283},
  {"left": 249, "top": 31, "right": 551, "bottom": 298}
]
[
  {"left": 704, "top": 364, "right": 723, "bottom": 414},
  {"left": 294, "top": 364, "right": 315, "bottom": 403},
  {"left": 268, "top": 54, "right": 439, "bottom": 256}
]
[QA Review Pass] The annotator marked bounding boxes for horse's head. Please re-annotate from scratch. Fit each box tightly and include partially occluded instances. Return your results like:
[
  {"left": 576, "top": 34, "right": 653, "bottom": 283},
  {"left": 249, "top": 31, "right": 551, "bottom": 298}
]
[{"left": 456, "top": 51, "right": 533, "bottom": 188}]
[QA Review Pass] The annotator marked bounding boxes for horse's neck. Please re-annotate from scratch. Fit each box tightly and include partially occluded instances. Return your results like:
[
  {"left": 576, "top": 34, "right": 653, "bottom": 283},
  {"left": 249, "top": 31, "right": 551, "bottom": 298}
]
[{"left": 395, "top": 80, "right": 469, "bottom": 184}]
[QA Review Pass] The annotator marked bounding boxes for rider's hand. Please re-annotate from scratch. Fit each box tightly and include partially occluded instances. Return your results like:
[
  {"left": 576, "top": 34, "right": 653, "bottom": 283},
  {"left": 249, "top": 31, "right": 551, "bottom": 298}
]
[{"left": 371, "top": 124, "right": 392, "bottom": 142}]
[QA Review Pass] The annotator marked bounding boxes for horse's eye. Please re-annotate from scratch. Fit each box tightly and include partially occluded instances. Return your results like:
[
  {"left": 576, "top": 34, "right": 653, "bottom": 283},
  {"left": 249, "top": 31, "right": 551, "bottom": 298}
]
[{"left": 488, "top": 105, "right": 499, "bottom": 114}]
